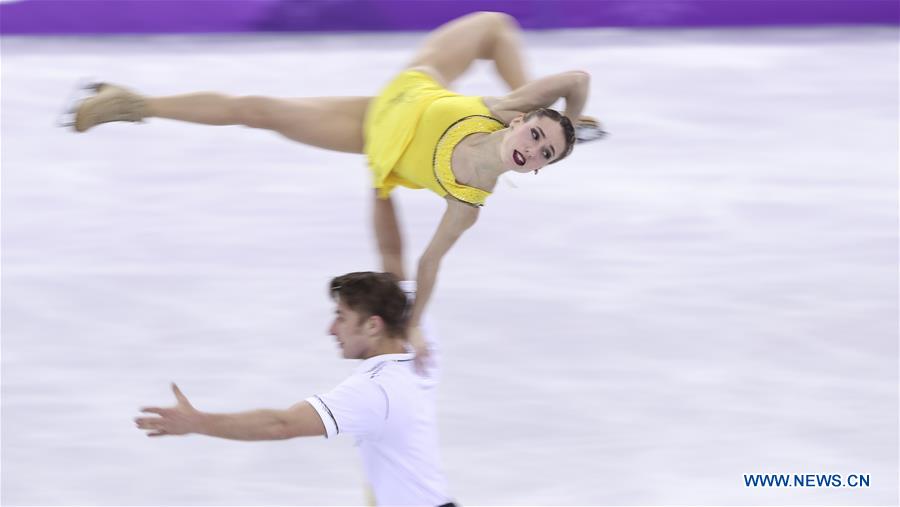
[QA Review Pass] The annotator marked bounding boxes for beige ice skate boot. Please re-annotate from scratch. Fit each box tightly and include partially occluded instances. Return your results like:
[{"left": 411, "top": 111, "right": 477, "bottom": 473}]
[{"left": 70, "top": 83, "right": 147, "bottom": 133}]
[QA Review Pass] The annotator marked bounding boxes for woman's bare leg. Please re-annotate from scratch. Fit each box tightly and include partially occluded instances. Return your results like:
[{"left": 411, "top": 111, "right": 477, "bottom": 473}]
[
  {"left": 146, "top": 94, "right": 371, "bottom": 153},
  {"left": 373, "top": 191, "right": 406, "bottom": 280},
  {"left": 408, "top": 11, "right": 530, "bottom": 90}
]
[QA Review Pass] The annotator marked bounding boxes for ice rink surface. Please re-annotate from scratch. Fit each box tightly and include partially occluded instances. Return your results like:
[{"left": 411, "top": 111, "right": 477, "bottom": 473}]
[{"left": 2, "top": 26, "right": 898, "bottom": 505}]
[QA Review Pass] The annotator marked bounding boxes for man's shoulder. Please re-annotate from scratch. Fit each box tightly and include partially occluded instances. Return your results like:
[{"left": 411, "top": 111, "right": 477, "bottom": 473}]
[
  {"left": 362, "top": 359, "right": 419, "bottom": 391},
  {"left": 335, "top": 354, "right": 415, "bottom": 390}
]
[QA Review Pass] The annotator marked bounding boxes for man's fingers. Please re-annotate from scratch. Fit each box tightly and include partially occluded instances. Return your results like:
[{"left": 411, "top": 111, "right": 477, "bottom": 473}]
[
  {"left": 147, "top": 430, "right": 169, "bottom": 437},
  {"left": 135, "top": 417, "right": 164, "bottom": 429},
  {"left": 140, "top": 407, "right": 165, "bottom": 415},
  {"left": 171, "top": 383, "right": 191, "bottom": 406}
]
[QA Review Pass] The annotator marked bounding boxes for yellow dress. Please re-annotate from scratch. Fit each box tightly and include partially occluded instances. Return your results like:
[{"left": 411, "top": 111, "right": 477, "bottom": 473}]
[{"left": 364, "top": 70, "right": 506, "bottom": 207}]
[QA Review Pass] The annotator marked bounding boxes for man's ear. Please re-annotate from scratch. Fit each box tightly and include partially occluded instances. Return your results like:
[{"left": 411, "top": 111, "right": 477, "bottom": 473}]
[{"left": 365, "top": 315, "right": 384, "bottom": 336}]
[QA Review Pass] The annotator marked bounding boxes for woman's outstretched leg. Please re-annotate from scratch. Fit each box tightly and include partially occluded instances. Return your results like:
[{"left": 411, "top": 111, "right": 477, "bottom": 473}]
[
  {"left": 74, "top": 84, "right": 371, "bottom": 154},
  {"left": 148, "top": 93, "right": 371, "bottom": 153},
  {"left": 408, "top": 11, "right": 530, "bottom": 90}
]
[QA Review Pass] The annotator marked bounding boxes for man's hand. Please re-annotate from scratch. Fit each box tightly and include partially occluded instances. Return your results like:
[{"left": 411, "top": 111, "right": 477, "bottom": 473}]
[
  {"left": 135, "top": 383, "right": 202, "bottom": 437},
  {"left": 408, "top": 326, "right": 433, "bottom": 376}
]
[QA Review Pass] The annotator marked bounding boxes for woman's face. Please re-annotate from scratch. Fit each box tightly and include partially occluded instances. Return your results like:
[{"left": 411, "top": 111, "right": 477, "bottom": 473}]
[{"left": 501, "top": 114, "right": 567, "bottom": 173}]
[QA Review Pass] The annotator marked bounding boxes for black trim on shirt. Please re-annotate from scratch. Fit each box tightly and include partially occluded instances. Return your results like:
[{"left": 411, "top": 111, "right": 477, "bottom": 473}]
[
  {"left": 375, "top": 382, "right": 390, "bottom": 421},
  {"left": 368, "top": 357, "right": 415, "bottom": 378},
  {"left": 314, "top": 395, "right": 340, "bottom": 436}
]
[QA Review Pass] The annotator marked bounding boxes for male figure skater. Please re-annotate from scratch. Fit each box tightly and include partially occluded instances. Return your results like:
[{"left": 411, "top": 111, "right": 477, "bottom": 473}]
[{"left": 134, "top": 272, "right": 454, "bottom": 507}]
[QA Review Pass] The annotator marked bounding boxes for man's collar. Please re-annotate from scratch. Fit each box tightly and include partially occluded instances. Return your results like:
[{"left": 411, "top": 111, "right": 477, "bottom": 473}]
[{"left": 355, "top": 352, "right": 415, "bottom": 374}]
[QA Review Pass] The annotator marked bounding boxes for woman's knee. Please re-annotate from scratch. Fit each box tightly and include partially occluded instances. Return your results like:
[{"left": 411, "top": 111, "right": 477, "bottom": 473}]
[
  {"left": 473, "top": 12, "right": 521, "bottom": 57},
  {"left": 477, "top": 11, "right": 520, "bottom": 34}
]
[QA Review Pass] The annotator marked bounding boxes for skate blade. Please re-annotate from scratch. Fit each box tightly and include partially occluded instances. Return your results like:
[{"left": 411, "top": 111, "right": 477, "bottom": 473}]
[
  {"left": 57, "top": 78, "right": 103, "bottom": 130},
  {"left": 575, "top": 123, "right": 609, "bottom": 144}
]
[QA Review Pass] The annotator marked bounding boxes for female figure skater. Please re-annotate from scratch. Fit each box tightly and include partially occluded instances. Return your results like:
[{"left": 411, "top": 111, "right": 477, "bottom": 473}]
[{"left": 70, "top": 11, "right": 602, "bottom": 352}]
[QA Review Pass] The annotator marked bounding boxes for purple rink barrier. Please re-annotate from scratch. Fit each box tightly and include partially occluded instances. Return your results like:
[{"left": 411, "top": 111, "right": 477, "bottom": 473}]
[{"left": 0, "top": 0, "right": 898, "bottom": 35}]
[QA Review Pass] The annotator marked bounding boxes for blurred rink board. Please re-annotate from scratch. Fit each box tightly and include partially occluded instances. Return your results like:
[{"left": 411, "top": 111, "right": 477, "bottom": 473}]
[
  {"left": 1, "top": 4, "right": 898, "bottom": 507},
  {"left": 1, "top": 0, "right": 898, "bottom": 34}
]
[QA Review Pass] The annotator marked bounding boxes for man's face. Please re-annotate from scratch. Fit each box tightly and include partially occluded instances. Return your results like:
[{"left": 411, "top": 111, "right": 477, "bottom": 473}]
[
  {"left": 328, "top": 299, "right": 375, "bottom": 359},
  {"left": 501, "top": 114, "right": 567, "bottom": 173}
]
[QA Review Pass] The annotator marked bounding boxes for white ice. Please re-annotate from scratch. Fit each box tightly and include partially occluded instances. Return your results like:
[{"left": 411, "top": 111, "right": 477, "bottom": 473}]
[{"left": 1, "top": 27, "right": 898, "bottom": 505}]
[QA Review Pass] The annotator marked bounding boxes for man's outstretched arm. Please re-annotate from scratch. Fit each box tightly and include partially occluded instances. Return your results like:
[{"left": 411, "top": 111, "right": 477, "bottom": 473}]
[{"left": 135, "top": 383, "right": 325, "bottom": 440}]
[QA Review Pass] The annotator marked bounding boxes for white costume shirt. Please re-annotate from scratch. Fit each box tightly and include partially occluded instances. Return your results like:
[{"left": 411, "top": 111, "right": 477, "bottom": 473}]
[{"left": 306, "top": 315, "right": 449, "bottom": 506}]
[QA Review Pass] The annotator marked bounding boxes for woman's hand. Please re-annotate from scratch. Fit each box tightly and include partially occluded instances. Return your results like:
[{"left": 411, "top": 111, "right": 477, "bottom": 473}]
[{"left": 408, "top": 326, "right": 433, "bottom": 375}]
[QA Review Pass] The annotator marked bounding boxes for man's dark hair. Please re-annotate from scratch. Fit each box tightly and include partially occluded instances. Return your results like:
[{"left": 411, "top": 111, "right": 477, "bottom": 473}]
[
  {"left": 524, "top": 108, "right": 576, "bottom": 164},
  {"left": 329, "top": 272, "right": 408, "bottom": 338}
]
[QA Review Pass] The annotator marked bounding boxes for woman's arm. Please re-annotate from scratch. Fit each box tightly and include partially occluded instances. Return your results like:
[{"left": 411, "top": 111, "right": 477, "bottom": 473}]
[
  {"left": 372, "top": 192, "right": 406, "bottom": 280},
  {"left": 486, "top": 70, "right": 590, "bottom": 123},
  {"left": 408, "top": 198, "right": 479, "bottom": 328}
]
